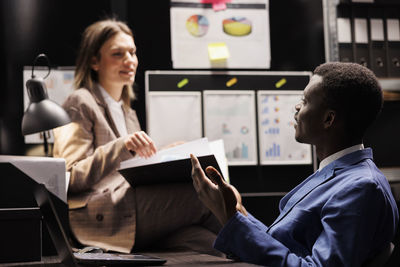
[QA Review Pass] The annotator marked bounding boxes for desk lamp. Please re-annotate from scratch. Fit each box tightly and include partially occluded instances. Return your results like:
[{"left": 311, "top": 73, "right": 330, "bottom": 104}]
[{"left": 21, "top": 54, "right": 71, "bottom": 156}]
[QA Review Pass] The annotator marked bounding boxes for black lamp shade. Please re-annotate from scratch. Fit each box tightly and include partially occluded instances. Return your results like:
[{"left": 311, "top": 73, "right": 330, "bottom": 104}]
[{"left": 21, "top": 76, "right": 71, "bottom": 135}]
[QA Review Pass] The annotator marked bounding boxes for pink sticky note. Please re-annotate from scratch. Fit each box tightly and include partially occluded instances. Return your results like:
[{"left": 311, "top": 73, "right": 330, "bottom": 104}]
[
  {"left": 212, "top": 2, "right": 226, "bottom": 11},
  {"left": 201, "top": 0, "right": 231, "bottom": 11}
]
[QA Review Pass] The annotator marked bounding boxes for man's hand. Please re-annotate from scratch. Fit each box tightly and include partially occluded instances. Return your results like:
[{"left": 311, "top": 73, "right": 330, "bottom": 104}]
[
  {"left": 190, "top": 154, "right": 247, "bottom": 226},
  {"left": 124, "top": 131, "right": 157, "bottom": 158}
]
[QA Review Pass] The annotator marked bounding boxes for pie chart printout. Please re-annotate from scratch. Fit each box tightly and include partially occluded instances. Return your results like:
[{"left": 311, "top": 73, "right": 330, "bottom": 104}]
[
  {"left": 223, "top": 17, "right": 252, "bottom": 37},
  {"left": 186, "top": 15, "right": 209, "bottom": 37}
]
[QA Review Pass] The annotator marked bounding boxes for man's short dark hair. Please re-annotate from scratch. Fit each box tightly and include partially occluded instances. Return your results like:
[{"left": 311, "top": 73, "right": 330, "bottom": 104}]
[{"left": 313, "top": 62, "right": 383, "bottom": 139}]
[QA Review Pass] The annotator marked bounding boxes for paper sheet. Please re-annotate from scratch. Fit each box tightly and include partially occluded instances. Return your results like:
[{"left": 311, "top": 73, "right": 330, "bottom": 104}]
[
  {"left": 203, "top": 90, "right": 258, "bottom": 165},
  {"left": 370, "top": 19, "right": 384, "bottom": 41},
  {"left": 0, "top": 155, "right": 67, "bottom": 203},
  {"left": 387, "top": 19, "right": 400, "bottom": 41},
  {"left": 337, "top": 18, "right": 352, "bottom": 43},
  {"left": 119, "top": 138, "right": 211, "bottom": 169},
  {"left": 147, "top": 91, "right": 202, "bottom": 148},
  {"left": 257, "top": 91, "right": 312, "bottom": 165},
  {"left": 119, "top": 138, "right": 229, "bottom": 181},
  {"left": 354, "top": 18, "right": 368, "bottom": 44}
]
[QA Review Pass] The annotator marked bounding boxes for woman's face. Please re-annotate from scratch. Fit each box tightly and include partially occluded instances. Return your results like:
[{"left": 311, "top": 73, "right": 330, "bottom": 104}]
[{"left": 92, "top": 31, "right": 138, "bottom": 90}]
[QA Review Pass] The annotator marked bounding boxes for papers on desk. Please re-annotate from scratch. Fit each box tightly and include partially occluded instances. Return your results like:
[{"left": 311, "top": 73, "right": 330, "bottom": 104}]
[
  {"left": 118, "top": 138, "right": 229, "bottom": 187},
  {"left": 0, "top": 156, "right": 67, "bottom": 203}
]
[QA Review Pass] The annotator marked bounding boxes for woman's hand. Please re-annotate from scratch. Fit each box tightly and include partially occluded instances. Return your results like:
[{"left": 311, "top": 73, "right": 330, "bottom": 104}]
[
  {"left": 190, "top": 154, "right": 247, "bottom": 226},
  {"left": 124, "top": 131, "right": 157, "bottom": 158}
]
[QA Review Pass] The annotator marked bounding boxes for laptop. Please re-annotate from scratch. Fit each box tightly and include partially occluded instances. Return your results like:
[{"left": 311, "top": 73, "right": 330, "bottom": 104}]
[{"left": 33, "top": 183, "right": 167, "bottom": 266}]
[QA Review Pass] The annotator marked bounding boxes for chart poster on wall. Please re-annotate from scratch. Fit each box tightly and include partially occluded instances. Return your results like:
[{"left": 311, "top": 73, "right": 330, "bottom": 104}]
[
  {"left": 23, "top": 68, "right": 75, "bottom": 144},
  {"left": 170, "top": 0, "right": 270, "bottom": 69},
  {"left": 203, "top": 90, "right": 257, "bottom": 165},
  {"left": 257, "top": 90, "right": 312, "bottom": 165},
  {"left": 147, "top": 91, "right": 203, "bottom": 148}
]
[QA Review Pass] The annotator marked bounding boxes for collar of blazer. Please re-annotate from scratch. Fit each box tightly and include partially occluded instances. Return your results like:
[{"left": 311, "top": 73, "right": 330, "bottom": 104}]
[
  {"left": 267, "top": 148, "right": 373, "bottom": 233},
  {"left": 88, "top": 84, "right": 122, "bottom": 138}
]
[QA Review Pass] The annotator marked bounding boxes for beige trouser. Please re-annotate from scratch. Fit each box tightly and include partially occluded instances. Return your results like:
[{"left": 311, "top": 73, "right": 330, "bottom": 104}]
[{"left": 132, "top": 183, "right": 222, "bottom": 256}]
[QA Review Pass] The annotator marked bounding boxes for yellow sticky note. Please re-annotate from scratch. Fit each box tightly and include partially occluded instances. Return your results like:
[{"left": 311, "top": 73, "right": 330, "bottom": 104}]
[
  {"left": 177, "top": 78, "right": 189, "bottom": 88},
  {"left": 226, "top": 77, "right": 237, "bottom": 87},
  {"left": 208, "top": 42, "right": 230, "bottom": 61},
  {"left": 275, "top": 78, "right": 287, "bottom": 88}
]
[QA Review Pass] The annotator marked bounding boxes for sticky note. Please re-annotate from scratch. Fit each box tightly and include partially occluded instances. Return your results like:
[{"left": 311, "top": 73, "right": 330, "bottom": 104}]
[
  {"left": 177, "top": 78, "right": 189, "bottom": 88},
  {"left": 208, "top": 42, "right": 230, "bottom": 61},
  {"left": 226, "top": 77, "right": 237, "bottom": 87},
  {"left": 201, "top": 0, "right": 231, "bottom": 11},
  {"left": 212, "top": 2, "right": 227, "bottom": 11},
  {"left": 275, "top": 78, "right": 287, "bottom": 88}
]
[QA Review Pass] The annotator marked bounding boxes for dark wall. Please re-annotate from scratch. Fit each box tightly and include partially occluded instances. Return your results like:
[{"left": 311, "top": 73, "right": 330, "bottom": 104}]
[
  {"left": 0, "top": 0, "right": 325, "bottom": 155},
  {"left": 0, "top": 0, "right": 114, "bottom": 154},
  {"left": 0, "top": 0, "right": 324, "bottom": 227}
]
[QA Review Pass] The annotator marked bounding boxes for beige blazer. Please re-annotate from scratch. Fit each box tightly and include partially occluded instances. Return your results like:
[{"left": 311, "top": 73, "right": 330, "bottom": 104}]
[{"left": 53, "top": 84, "right": 141, "bottom": 253}]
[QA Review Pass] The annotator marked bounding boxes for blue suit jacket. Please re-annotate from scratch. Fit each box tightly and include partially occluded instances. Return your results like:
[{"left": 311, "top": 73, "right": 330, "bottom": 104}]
[{"left": 214, "top": 148, "right": 399, "bottom": 266}]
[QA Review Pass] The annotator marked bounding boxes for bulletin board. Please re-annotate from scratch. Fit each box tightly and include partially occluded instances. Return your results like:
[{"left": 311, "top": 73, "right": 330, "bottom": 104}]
[{"left": 145, "top": 70, "right": 317, "bottom": 193}]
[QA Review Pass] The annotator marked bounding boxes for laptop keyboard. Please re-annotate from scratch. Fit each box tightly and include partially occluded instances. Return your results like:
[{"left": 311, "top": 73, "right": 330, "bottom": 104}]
[{"left": 74, "top": 252, "right": 148, "bottom": 260}]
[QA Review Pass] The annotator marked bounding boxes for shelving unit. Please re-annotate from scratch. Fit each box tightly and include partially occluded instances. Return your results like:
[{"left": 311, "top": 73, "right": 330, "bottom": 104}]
[{"left": 322, "top": 0, "right": 400, "bottom": 92}]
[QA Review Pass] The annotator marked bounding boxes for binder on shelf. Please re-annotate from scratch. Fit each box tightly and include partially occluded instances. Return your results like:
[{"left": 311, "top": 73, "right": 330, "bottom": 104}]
[
  {"left": 369, "top": 7, "right": 387, "bottom": 77},
  {"left": 385, "top": 7, "right": 400, "bottom": 77},
  {"left": 352, "top": 6, "right": 370, "bottom": 68},
  {"left": 337, "top": 5, "right": 354, "bottom": 63}
]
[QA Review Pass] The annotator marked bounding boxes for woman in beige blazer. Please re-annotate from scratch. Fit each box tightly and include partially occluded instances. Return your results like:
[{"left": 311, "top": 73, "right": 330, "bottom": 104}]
[{"left": 53, "top": 19, "right": 220, "bottom": 255}]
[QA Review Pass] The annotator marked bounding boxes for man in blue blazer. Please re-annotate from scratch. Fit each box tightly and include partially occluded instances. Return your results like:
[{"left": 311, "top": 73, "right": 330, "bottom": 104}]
[{"left": 191, "top": 62, "right": 399, "bottom": 266}]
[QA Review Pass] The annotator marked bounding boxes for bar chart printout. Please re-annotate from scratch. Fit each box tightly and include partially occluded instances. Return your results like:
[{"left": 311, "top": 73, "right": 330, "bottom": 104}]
[
  {"left": 258, "top": 90, "right": 312, "bottom": 165},
  {"left": 204, "top": 90, "right": 257, "bottom": 165}
]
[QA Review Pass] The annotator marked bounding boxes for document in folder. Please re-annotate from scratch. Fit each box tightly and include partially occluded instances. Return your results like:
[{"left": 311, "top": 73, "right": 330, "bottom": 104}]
[
  {"left": 369, "top": 10, "right": 387, "bottom": 77},
  {"left": 337, "top": 6, "right": 353, "bottom": 63},
  {"left": 386, "top": 13, "right": 400, "bottom": 77},
  {"left": 353, "top": 17, "right": 369, "bottom": 68},
  {"left": 351, "top": 6, "right": 369, "bottom": 68},
  {"left": 118, "top": 138, "right": 229, "bottom": 187}
]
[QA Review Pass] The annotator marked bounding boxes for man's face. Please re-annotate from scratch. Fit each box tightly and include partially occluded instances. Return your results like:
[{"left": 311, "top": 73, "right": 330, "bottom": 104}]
[{"left": 294, "top": 75, "right": 328, "bottom": 145}]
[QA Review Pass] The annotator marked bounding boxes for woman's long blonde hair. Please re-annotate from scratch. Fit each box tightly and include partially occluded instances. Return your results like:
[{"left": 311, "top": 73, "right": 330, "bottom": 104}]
[{"left": 74, "top": 19, "right": 135, "bottom": 106}]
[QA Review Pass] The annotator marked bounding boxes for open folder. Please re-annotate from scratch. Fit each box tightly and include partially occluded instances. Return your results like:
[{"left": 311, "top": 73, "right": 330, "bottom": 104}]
[{"left": 118, "top": 138, "right": 229, "bottom": 187}]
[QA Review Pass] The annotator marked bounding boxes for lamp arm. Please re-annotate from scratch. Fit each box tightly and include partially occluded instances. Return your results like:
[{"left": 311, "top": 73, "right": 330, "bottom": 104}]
[
  {"left": 43, "top": 131, "right": 49, "bottom": 157},
  {"left": 32, "top": 54, "right": 51, "bottom": 79}
]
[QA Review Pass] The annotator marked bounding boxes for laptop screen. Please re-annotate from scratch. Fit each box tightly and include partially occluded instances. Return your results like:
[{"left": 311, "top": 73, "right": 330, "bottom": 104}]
[{"left": 33, "top": 183, "right": 166, "bottom": 266}]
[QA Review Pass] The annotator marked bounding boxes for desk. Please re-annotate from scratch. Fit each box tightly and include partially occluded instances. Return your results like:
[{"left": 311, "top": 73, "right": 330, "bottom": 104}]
[
  {"left": 146, "top": 251, "right": 259, "bottom": 266},
  {"left": 0, "top": 251, "right": 259, "bottom": 266}
]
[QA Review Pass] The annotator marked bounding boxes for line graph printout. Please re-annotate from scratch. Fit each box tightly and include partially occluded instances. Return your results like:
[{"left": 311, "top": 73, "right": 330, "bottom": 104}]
[
  {"left": 204, "top": 90, "right": 257, "bottom": 165},
  {"left": 147, "top": 91, "right": 202, "bottom": 148},
  {"left": 258, "top": 90, "right": 312, "bottom": 165}
]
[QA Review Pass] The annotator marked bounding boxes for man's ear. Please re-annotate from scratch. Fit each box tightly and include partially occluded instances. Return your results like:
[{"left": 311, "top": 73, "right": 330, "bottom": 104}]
[
  {"left": 91, "top": 56, "right": 99, "bottom": 71},
  {"left": 324, "top": 110, "right": 336, "bottom": 129}
]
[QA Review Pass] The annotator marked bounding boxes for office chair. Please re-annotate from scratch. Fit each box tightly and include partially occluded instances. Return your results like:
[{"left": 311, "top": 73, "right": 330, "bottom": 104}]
[
  {"left": 363, "top": 184, "right": 399, "bottom": 267},
  {"left": 362, "top": 242, "right": 394, "bottom": 267}
]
